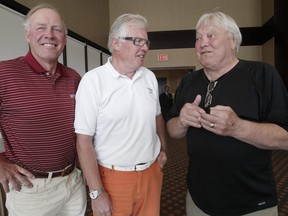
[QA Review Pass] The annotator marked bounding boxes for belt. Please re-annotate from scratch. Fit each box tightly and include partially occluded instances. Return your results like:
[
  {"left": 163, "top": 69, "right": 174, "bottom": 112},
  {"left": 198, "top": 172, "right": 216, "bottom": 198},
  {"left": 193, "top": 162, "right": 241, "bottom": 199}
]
[
  {"left": 99, "top": 160, "right": 155, "bottom": 172},
  {"left": 31, "top": 163, "right": 75, "bottom": 178}
]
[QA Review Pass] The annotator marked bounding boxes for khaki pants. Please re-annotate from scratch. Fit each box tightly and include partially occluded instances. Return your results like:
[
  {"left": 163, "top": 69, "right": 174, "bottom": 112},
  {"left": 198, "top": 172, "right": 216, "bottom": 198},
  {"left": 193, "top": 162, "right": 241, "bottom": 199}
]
[
  {"left": 6, "top": 168, "right": 87, "bottom": 216},
  {"left": 186, "top": 191, "right": 278, "bottom": 216},
  {"left": 0, "top": 185, "right": 7, "bottom": 216}
]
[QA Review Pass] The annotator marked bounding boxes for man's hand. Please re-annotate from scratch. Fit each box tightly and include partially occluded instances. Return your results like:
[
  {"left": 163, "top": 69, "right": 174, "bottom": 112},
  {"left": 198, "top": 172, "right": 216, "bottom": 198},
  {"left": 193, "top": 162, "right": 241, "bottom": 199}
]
[
  {"left": 199, "top": 105, "right": 241, "bottom": 136},
  {"left": 92, "top": 192, "right": 112, "bottom": 216},
  {"left": 179, "top": 95, "right": 205, "bottom": 128},
  {"left": 157, "top": 150, "right": 168, "bottom": 168},
  {"left": 0, "top": 158, "right": 34, "bottom": 193}
]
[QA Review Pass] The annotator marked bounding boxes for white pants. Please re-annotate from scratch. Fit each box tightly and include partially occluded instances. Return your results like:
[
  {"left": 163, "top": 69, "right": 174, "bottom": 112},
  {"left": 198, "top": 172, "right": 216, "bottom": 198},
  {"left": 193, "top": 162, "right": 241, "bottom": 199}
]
[
  {"left": 6, "top": 168, "right": 87, "bottom": 216},
  {"left": 186, "top": 191, "right": 278, "bottom": 216}
]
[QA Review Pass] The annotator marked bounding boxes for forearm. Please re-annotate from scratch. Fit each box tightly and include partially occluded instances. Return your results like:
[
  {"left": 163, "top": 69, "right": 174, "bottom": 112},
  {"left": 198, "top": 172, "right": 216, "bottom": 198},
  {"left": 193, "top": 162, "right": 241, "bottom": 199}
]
[
  {"left": 234, "top": 120, "right": 288, "bottom": 150},
  {"left": 76, "top": 135, "right": 103, "bottom": 190},
  {"left": 156, "top": 115, "right": 167, "bottom": 152},
  {"left": 167, "top": 117, "right": 188, "bottom": 139}
]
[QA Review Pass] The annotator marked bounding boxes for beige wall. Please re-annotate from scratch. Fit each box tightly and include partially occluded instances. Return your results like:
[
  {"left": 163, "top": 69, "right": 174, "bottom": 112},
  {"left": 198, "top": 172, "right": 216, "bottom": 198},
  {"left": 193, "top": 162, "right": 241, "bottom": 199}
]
[
  {"left": 109, "top": 0, "right": 268, "bottom": 69},
  {"left": 262, "top": 0, "right": 274, "bottom": 24},
  {"left": 16, "top": 0, "right": 110, "bottom": 48},
  {"left": 261, "top": 0, "right": 274, "bottom": 66},
  {"left": 109, "top": 0, "right": 261, "bottom": 30},
  {"left": 15, "top": 0, "right": 274, "bottom": 68},
  {"left": 145, "top": 46, "right": 263, "bottom": 71}
]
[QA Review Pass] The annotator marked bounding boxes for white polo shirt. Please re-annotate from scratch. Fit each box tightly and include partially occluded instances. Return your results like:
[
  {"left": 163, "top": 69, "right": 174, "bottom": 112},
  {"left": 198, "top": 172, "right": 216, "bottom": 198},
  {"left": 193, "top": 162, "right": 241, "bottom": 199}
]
[{"left": 74, "top": 58, "right": 161, "bottom": 166}]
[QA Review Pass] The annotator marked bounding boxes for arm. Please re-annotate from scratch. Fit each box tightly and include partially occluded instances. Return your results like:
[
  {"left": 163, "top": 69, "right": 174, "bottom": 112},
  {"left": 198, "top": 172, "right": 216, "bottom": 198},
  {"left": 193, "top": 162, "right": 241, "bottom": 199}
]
[
  {"left": 76, "top": 134, "right": 112, "bottom": 215},
  {"left": 0, "top": 157, "right": 34, "bottom": 193},
  {"left": 156, "top": 115, "right": 168, "bottom": 168},
  {"left": 167, "top": 117, "right": 189, "bottom": 139},
  {"left": 235, "top": 120, "right": 288, "bottom": 150},
  {"left": 167, "top": 95, "right": 204, "bottom": 139},
  {"left": 200, "top": 105, "right": 288, "bottom": 150}
]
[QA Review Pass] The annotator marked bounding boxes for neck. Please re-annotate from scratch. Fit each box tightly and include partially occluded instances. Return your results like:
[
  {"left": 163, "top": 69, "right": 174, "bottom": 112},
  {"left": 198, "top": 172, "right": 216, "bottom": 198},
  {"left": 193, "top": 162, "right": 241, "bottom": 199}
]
[
  {"left": 111, "top": 57, "right": 136, "bottom": 79},
  {"left": 204, "top": 58, "right": 239, "bottom": 81}
]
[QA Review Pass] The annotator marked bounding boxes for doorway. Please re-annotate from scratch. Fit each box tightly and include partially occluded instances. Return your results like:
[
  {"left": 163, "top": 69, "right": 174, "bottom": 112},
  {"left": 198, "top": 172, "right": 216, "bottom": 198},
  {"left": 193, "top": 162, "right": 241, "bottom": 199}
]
[{"left": 150, "top": 66, "right": 195, "bottom": 96}]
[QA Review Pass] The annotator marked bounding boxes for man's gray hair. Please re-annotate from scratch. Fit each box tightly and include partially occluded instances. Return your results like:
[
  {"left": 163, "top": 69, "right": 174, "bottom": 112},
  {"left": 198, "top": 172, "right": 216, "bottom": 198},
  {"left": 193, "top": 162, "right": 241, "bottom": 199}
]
[
  {"left": 196, "top": 11, "right": 242, "bottom": 52},
  {"left": 108, "top": 14, "right": 148, "bottom": 53},
  {"left": 23, "top": 3, "right": 67, "bottom": 35}
]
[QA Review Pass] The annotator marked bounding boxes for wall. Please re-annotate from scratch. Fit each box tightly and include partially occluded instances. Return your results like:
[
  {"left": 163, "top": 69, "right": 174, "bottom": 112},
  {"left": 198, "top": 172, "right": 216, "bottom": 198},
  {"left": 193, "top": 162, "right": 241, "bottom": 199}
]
[
  {"left": 145, "top": 46, "right": 262, "bottom": 71},
  {"left": 261, "top": 0, "right": 275, "bottom": 66},
  {"left": 109, "top": 0, "right": 264, "bottom": 69},
  {"left": 15, "top": 0, "right": 273, "bottom": 69},
  {"left": 0, "top": 2, "right": 110, "bottom": 76},
  {"left": 16, "top": 0, "right": 110, "bottom": 48},
  {"left": 262, "top": 0, "right": 274, "bottom": 23},
  {"left": 109, "top": 0, "right": 261, "bottom": 31}
]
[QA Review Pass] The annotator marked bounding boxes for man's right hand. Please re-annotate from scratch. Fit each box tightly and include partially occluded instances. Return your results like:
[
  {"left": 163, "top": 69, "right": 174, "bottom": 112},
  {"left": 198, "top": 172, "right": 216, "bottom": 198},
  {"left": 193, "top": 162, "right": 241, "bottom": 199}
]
[
  {"left": 92, "top": 192, "right": 112, "bottom": 216},
  {"left": 0, "top": 158, "right": 34, "bottom": 193}
]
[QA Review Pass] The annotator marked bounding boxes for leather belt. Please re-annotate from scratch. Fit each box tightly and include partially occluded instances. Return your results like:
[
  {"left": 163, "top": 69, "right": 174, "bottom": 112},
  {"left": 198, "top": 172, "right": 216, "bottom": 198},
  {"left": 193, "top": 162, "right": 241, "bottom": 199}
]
[
  {"left": 32, "top": 163, "right": 75, "bottom": 178},
  {"left": 99, "top": 160, "right": 155, "bottom": 172}
]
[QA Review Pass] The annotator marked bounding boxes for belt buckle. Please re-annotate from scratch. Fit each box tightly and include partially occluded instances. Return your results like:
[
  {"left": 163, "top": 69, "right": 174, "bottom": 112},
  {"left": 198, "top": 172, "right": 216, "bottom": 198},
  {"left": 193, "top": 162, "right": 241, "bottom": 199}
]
[
  {"left": 135, "top": 162, "right": 150, "bottom": 171},
  {"left": 60, "top": 169, "right": 67, "bottom": 177}
]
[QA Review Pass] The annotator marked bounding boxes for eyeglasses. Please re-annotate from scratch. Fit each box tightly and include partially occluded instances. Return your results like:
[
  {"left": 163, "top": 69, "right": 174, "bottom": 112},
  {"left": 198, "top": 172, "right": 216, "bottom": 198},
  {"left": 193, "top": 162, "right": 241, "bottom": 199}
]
[
  {"left": 119, "top": 37, "right": 150, "bottom": 47},
  {"left": 204, "top": 81, "right": 218, "bottom": 108}
]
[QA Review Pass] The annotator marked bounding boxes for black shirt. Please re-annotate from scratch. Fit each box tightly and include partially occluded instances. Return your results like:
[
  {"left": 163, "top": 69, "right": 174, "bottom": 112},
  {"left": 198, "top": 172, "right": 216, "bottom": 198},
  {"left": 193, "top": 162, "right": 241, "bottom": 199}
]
[{"left": 167, "top": 60, "right": 288, "bottom": 215}]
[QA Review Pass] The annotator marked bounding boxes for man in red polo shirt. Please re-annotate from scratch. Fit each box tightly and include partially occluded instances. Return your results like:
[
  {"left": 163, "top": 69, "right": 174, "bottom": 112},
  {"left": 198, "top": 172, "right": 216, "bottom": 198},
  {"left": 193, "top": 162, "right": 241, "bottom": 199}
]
[{"left": 0, "top": 3, "right": 86, "bottom": 215}]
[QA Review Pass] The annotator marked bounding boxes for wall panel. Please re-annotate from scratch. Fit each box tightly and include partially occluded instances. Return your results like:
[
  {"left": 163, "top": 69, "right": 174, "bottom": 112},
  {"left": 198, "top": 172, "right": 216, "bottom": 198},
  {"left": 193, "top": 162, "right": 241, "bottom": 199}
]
[
  {"left": 66, "top": 36, "right": 86, "bottom": 76},
  {"left": 0, "top": 5, "right": 28, "bottom": 61}
]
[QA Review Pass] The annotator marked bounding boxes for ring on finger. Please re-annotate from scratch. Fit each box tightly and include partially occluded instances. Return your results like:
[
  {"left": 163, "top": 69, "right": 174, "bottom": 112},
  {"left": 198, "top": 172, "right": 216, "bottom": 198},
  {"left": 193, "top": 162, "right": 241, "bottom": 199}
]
[{"left": 209, "top": 122, "right": 215, "bottom": 128}]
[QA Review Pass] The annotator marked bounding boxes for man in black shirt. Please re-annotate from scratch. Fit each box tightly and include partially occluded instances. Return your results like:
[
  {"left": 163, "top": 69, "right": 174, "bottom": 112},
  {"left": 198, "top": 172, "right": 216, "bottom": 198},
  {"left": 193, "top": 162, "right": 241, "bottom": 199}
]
[{"left": 167, "top": 11, "right": 288, "bottom": 216}]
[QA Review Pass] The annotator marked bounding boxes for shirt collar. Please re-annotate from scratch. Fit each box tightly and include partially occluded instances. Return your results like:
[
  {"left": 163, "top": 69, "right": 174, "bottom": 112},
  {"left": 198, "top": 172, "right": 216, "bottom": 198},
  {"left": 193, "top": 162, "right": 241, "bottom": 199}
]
[
  {"left": 23, "top": 51, "right": 68, "bottom": 76},
  {"left": 107, "top": 57, "right": 143, "bottom": 79}
]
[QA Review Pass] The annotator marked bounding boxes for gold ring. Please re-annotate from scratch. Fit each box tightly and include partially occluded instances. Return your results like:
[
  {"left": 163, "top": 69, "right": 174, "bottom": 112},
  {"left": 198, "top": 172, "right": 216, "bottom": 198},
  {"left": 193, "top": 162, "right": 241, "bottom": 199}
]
[{"left": 209, "top": 122, "right": 215, "bottom": 128}]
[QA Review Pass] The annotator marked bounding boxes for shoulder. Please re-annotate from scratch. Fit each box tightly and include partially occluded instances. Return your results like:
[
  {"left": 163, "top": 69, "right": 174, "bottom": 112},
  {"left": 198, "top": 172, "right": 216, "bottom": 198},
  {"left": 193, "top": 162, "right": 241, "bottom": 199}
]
[
  {"left": 237, "top": 60, "right": 284, "bottom": 89},
  {"left": 0, "top": 56, "right": 25, "bottom": 68},
  {"left": 59, "top": 64, "right": 81, "bottom": 81},
  {"left": 140, "top": 67, "right": 156, "bottom": 76},
  {"left": 84, "top": 65, "right": 107, "bottom": 78},
  {"left": 79, "top": 65, "right": 108, "bottom": 87},
  {"left": 238, "top": 59, "right": 277, "bottom": 73},
  {"left": 0, "top": 57, "right": 28, "bottom": 79},
  {"left": 139, "top": 67, "right": 158, "bottom": 83},
  {"left": 180, "top": 69, "right": 204, "bottom": 85}
]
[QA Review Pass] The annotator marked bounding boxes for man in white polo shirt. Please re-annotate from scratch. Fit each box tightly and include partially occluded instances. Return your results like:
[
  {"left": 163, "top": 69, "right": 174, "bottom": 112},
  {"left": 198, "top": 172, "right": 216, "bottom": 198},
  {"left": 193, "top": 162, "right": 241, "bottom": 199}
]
[{"left": 74, "top": 13, "right": 167, "bottom": 216}]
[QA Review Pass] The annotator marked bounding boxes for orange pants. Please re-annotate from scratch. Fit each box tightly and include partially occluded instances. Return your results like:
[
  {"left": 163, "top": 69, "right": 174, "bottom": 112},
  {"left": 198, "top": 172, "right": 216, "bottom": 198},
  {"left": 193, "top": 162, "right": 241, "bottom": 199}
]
[{"left": 95, "top": 162, "right": 163, "bottom": 216}]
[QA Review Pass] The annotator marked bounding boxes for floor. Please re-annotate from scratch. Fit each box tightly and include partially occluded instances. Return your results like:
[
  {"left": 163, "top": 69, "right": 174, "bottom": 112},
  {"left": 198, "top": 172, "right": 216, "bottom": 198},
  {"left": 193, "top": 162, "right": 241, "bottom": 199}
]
[
  {"left": 85, "top": 135, "right": 288, "bottom": 216},
  {"left": 0, "top": 136, "right": 287, "bottom": 215}
]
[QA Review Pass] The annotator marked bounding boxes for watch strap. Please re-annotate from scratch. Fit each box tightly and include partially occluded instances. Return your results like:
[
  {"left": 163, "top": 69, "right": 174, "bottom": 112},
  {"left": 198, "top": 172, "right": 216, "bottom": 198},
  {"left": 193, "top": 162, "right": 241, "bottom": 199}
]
[{"left": 89, "top": 188, "right": 105, "bottom": 200}]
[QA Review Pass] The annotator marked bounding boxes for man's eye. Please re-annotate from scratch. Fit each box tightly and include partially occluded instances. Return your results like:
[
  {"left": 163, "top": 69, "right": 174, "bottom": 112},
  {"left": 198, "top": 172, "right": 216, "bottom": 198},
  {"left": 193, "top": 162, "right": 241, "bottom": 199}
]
[
  {"left": 53, "top": 28, "right": 63, "bottom": 33},
  {"left": 135, "top": 38, "right": 142, "bottom": 43},
  {"left": 36, "top": 27, "right": 46, "bottom": 31},
  {"left": 208, "top": 34, "right": 216, "bottom": 39}
]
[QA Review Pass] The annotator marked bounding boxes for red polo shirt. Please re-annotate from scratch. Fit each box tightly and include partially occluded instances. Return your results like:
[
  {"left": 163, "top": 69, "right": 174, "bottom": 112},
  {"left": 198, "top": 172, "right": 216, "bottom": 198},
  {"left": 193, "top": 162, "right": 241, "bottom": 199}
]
[{"left": 0, "top": 51, "right": 81, "bottom": 172}]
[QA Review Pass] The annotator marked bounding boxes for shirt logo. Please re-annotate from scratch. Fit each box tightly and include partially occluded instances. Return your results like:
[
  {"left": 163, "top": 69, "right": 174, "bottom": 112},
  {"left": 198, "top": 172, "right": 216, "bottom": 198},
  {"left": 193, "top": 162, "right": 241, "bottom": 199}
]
[
  {"left": 147, "top": 87, "right": 153, "bottom": 95},
  {"left": 258, "top": 201, "right": 266, "bottom": 206}
]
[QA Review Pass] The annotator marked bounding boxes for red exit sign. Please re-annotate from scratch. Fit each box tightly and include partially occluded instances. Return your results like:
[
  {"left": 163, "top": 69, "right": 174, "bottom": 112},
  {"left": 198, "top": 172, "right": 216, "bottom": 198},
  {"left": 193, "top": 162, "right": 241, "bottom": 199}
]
[{"left": 157, "top": 54, "right": 168, "bottom": 61}]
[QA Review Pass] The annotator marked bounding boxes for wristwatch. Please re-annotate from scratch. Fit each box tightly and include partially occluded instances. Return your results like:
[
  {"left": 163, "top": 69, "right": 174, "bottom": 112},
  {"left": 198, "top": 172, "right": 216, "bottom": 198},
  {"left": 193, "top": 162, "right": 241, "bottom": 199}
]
[{"left": 89, "top": 188, "right": 105, "bottom": 200}]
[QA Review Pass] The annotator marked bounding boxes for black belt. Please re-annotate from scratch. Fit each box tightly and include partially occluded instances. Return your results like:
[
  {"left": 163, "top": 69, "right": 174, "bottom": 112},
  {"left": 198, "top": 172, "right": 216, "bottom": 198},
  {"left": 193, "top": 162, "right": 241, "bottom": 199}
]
[{"left": 32, "top": 164, "right": 75, "bottom": 178}]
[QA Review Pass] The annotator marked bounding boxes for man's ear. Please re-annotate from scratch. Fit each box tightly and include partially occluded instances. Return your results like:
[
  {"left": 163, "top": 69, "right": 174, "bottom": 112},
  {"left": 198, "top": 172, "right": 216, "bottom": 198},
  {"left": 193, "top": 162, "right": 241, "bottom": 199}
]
[
  {"left": 25, "top": 31, "right": 30, "bottom": 43},
  {"left": 231, "top": 38, "right": 237, "bottom": 51},
  {"left": 112, "top": 37, "right": 120, "bottom": 51}
]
